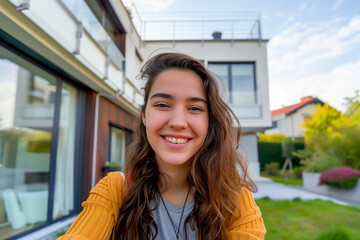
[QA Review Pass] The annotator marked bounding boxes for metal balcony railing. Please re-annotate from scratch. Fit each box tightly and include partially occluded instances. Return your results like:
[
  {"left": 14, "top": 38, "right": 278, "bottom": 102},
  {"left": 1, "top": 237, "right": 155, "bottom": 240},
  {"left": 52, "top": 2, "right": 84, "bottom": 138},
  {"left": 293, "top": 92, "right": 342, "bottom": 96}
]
[{"left": 128, "top": 5, "right": 262, "bottom": 42}]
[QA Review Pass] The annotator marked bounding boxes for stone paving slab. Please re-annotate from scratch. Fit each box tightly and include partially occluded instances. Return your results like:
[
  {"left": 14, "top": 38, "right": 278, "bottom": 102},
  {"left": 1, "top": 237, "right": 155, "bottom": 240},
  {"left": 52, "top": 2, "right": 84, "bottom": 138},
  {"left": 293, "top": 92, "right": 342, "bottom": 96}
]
[{"left": 253, "top": 180, "right": 350, "bottom": 206}]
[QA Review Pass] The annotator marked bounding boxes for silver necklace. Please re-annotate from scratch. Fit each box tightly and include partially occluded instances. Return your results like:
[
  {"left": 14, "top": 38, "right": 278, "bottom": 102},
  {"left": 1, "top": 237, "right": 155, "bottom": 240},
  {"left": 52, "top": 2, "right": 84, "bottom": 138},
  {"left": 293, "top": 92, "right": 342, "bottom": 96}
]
[{"left": 160, "top": 188, "right": 191, "bottom": 240}]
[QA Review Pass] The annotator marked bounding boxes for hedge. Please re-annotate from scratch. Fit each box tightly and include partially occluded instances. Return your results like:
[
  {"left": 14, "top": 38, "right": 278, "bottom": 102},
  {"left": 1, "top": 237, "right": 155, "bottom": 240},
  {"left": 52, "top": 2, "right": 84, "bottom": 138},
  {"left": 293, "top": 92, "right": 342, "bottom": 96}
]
[{"left": 258, "top": 141, "right": 305, "bottom": 170}]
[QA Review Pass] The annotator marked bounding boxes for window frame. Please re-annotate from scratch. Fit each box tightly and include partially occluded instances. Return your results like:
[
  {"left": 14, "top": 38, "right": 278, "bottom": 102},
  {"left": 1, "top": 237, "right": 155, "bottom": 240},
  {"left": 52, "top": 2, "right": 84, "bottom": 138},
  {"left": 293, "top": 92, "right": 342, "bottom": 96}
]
[
  {"left": 107, "top": 122, "right": 133, "bottom": 171},
  {"left": 207, "top": 61, "right": 257, "bottom": 105}
]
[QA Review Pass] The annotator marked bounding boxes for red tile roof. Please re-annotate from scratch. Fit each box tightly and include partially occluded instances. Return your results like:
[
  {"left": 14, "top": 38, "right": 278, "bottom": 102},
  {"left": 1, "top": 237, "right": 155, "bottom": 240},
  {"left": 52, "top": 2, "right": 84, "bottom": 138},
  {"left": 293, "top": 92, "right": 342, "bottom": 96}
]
[{"left": 272, "top": 96, "right": 318, "bottom": 117}]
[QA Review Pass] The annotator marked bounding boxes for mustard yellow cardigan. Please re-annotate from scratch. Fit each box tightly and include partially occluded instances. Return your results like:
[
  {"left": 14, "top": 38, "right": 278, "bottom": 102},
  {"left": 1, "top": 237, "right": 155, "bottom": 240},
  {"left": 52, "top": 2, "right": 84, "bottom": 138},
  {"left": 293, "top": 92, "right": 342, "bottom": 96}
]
[{"left": 58, "top": 172, "right": 266, "bottom": 240}]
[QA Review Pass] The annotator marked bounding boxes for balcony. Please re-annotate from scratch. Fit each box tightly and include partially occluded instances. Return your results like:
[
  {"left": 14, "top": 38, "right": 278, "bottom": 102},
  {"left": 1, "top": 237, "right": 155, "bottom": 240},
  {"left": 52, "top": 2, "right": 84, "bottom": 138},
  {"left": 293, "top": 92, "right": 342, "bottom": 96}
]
[
  {"left": 129, "top": 7, "right": 262, "bottom": 42},
  {"left": 7, "top": 0, "right": 142, "bottom": 107}
]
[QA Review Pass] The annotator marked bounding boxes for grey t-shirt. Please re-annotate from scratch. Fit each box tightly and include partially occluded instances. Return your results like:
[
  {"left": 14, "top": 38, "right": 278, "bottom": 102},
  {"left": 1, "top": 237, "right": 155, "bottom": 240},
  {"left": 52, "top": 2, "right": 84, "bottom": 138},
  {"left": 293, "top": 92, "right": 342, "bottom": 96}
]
[{"left": 150, "top": 196, "right": 197, "bottom": 240}]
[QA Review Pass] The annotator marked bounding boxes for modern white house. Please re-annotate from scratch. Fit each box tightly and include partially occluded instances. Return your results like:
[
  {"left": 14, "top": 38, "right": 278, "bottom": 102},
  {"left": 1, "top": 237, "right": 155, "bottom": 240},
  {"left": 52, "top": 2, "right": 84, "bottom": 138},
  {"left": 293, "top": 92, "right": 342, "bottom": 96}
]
[
  {"left": 266, "top": 96, "right": 324, "bottom": 138},
  {"left": 0, "top": 0, "right": 271, "bottom": 239}
]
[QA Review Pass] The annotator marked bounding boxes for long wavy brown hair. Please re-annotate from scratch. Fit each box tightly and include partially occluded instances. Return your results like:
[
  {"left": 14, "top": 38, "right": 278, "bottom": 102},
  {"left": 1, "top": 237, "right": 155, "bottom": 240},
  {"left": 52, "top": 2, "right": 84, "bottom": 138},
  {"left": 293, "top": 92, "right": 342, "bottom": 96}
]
[{"left": 115, "top": 52, "right": 256, "bottom": 239}]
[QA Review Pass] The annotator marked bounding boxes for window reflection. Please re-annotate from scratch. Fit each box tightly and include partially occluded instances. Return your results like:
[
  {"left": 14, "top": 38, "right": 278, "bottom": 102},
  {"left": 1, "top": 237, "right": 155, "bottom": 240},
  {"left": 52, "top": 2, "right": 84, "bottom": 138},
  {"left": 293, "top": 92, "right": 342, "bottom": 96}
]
[
  {"left": 208, "top": 63, "right": 256, "bottom": 105},
  {"left": 53, "top": 82, "right": 77, "bottom": 220},
  {"left": 110, "top": 126, "right": 125, "bottom": 170},
  {"left": 0, "top": 46, "right": 55, "bottom": 238}
]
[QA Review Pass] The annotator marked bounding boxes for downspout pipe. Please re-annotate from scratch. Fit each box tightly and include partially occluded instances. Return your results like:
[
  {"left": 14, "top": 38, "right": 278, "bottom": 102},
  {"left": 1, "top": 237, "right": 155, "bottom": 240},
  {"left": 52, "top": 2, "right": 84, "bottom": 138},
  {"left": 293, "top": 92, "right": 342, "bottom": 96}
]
[{"left": 91, "top": 90, "right": 122, "bottom": 188}]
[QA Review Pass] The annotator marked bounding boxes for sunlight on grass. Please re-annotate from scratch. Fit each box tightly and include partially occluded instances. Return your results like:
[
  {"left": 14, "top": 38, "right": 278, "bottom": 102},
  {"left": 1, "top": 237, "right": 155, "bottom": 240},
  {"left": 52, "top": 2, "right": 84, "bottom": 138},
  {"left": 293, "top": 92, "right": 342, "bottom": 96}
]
[
  {"left": 256, "top": 198, "right": 360, "bottom": 240},
  {"left": 260, "top": 172, "right": 303, "bottom": 186}
]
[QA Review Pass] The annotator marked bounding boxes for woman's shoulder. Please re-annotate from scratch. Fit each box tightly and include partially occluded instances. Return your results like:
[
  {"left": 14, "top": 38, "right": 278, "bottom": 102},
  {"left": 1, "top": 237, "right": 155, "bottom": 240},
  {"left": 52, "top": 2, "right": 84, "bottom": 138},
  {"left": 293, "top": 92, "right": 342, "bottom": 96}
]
[
  {"left": 227, "top": 188, "right": 266, "bottom": 239},
  {"left": 91, "top": 171, "right": 126, "bottom": 206},
  {"left": 232, "top": 187, "right": 263, "bottom": 225}
]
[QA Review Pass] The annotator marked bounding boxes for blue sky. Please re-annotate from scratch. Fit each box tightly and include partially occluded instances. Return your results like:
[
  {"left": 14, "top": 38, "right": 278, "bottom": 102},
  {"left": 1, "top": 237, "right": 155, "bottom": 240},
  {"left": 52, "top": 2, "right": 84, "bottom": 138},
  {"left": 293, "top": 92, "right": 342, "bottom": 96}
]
[{"left": 127, "top": 0, "right": 360, "bottom": 111}]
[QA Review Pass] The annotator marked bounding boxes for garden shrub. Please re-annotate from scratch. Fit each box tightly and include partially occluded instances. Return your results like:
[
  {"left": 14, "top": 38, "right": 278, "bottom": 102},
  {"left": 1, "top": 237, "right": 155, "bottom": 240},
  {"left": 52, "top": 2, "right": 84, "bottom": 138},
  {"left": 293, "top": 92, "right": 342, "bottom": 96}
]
[
  {"left": 264, "top": 162, "right": 279, "bottom": 176},
  {"left": 258, "top": 132, "right": 288, "bottom": 142},
  {"left": 258, "top": 142, "right": 284, "bottom": 170},
  {"left": 319, "top": 167, "right": 360, "bottom": 189},
  {"left": 298, "top": 93, "right": 360, "bottom": 172},
  {"left": 260, "top": 196, "right": 271, "bottom": 200},
  {"left": 296, "top": 150, "right": 343, "bottom": 173},
  {"left": 292, "top": 166, "right": 304, "bottom": 178},
  {"left": 315, "top": 227, "right": 351, "bottom": 240}
]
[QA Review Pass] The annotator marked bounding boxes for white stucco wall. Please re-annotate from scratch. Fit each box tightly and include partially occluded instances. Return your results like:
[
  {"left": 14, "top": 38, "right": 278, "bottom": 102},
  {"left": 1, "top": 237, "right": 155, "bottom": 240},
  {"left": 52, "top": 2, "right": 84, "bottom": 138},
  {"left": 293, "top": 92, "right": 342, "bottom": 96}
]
[{"left": 238, "top": 134, "right": 260, "bottom": 179}]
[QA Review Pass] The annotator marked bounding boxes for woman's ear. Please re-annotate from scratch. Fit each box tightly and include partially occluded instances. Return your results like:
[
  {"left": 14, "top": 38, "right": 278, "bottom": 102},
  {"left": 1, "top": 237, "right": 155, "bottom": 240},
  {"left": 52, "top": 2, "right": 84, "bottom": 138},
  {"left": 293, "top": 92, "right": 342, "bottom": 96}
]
[{"left": 142, "top": 113, "right": 146, "bottom": 126}]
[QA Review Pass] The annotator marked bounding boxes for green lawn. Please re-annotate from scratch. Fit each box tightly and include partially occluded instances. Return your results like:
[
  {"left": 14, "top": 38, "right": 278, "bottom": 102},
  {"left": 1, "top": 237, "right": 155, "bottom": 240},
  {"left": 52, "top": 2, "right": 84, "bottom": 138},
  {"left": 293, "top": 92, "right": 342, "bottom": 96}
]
[
  {"left": 260, "top": 172, "right": 303, "bottom": 186},
  {"left": 256, "top": 198, "right": 360, "bottom": 240}
]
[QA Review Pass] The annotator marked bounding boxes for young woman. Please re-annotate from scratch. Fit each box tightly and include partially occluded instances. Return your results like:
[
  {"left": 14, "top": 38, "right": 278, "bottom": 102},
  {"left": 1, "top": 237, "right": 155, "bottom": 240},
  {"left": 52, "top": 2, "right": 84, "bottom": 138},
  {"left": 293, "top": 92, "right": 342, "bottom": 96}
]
[{"left": 58, "top": 53, "right": 266, "bottom": 240}]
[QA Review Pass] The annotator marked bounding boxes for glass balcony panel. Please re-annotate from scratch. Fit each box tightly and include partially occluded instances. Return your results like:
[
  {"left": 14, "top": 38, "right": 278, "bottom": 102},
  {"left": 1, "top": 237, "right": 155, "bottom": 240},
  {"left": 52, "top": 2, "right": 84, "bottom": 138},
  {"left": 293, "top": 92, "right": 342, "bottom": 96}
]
[
  {"left": 232, "top": 90, "right": 258, "bottom": 105},
  {"left": 60, "top": 0, "right": 125, "bottom": 71},
  {"left": 25, "top": 0, "right": 78, "bottom": 52}
]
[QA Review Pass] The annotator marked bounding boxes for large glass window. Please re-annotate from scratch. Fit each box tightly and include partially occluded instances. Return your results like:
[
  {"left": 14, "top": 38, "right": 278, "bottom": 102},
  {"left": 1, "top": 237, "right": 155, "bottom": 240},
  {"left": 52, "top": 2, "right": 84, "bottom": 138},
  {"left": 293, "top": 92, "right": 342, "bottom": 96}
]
[
  {"left": 208, "top": 63, "right": 256, "bottom": 105},
  {"left": 0, "top": 45, "right": 78, "bottom": 238}
]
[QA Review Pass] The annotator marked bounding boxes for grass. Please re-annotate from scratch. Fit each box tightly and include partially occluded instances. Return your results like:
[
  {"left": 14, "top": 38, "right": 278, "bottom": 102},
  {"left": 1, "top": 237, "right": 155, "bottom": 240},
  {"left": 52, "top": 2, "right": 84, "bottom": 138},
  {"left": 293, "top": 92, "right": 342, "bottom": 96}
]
[
  {"left": 260, "top": 172, "right": 303, "bottom": 186},
  {"left": 256, "top": 198, "right": 360, "bottom": 240}
]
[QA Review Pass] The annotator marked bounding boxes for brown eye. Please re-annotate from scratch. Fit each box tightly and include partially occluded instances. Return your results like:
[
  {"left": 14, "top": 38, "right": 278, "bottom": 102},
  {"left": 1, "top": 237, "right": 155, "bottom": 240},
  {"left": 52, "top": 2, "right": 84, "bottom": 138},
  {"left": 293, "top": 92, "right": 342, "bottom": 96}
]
[
  {"left": 155, "top": 103, "right": 169, "bottom": 109},
  {"left": 189, "top": 106, "right": 203, "bottom": 112}
]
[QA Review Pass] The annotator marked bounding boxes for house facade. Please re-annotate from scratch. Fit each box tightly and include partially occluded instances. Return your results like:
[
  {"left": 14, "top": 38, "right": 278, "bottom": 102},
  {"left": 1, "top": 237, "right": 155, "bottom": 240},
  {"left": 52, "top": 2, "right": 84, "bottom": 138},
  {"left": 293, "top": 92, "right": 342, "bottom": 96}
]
[
  {"left": 266, "top": 96, "right": 324, "bottom": 138},
  {"left": 0, "top": 0, "right": 271, "bottom": 239}
]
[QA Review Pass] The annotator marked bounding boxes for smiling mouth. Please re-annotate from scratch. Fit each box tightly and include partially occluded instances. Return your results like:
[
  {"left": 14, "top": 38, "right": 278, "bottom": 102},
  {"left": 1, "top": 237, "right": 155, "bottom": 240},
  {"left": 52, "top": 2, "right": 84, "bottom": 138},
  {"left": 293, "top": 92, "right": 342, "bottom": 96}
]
[{"left": 164, "top": 136, "right": 190, "bottom": 144}]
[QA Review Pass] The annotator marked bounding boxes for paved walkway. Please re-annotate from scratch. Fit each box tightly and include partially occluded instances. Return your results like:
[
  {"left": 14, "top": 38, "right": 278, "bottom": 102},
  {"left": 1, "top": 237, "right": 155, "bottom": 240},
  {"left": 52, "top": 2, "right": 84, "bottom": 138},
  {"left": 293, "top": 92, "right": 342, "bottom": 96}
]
[{"left": 252, "top": 178, "right": 351, "bottom": 206}]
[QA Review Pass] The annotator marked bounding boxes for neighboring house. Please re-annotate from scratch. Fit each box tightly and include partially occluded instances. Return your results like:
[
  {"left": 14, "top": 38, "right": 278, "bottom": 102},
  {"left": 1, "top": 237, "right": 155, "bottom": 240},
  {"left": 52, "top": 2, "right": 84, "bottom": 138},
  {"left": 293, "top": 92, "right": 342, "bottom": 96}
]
[
  {"left": 0, "top": 1, "right": 271, "bottom": 239},
  {"left": 266, "top": 96, "right": 324, "bottom": 138}
]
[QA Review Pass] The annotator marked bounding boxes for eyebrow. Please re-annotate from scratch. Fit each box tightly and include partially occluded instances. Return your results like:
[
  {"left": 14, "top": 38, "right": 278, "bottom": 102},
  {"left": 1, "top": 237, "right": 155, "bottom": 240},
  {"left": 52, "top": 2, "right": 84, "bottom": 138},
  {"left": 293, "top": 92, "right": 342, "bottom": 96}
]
[{"left": 150, "top": 93, "right": 207, "bottom": 104}]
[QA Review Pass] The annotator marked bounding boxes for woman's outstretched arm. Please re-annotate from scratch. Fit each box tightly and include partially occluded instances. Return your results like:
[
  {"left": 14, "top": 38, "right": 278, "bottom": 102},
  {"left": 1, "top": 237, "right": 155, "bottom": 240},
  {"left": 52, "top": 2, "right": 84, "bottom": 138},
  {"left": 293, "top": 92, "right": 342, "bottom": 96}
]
[{"left": 57, "top": 172, "right": 125, "bottom": 240}]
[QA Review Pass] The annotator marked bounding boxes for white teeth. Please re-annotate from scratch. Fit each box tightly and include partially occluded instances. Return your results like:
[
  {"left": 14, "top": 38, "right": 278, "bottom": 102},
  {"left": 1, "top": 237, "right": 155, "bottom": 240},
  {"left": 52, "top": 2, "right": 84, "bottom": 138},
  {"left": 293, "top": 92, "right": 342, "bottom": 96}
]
[{"left": 165, "top": 136, "right": 189, "bottom": 144}]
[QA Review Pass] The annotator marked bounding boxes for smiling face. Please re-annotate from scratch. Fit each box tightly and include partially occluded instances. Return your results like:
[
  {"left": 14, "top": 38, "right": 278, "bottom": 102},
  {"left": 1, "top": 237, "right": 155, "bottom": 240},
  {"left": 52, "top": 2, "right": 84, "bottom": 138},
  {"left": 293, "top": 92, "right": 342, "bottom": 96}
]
[{"left": 142, "top": 69, "right": 209, "bottom": 170}]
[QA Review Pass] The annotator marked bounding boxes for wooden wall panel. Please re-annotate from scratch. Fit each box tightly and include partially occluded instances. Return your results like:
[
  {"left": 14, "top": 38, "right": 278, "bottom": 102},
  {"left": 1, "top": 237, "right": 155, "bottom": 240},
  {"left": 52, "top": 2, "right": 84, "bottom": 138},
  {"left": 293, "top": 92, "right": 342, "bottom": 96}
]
[
  {"left": 95, "top": 97, "right": 137, "bottom": 182},
  {"left": 80, "top": 93, "right": 137, "bottom": 202},
  {"left": 81, "top": 92, "right": 96, "bottom": 202}
]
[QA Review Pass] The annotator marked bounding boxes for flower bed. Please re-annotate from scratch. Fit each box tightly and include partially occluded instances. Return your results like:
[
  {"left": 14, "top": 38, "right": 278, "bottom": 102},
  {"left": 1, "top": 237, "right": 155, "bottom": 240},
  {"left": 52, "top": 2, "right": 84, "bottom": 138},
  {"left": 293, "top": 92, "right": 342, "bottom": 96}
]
[
  {"left": 303, "top": 171, "right": 360, "bottom": 203},
  {"left": 319, "top": 167, "right": 360, "bottom": 189}
]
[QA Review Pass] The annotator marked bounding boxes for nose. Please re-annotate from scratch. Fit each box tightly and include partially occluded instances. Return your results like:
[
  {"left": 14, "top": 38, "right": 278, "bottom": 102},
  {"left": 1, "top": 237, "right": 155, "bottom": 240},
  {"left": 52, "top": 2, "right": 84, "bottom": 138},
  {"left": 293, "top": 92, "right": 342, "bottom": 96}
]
[{"left": 168, "top": 108, "right": 188, "bottom": 129}]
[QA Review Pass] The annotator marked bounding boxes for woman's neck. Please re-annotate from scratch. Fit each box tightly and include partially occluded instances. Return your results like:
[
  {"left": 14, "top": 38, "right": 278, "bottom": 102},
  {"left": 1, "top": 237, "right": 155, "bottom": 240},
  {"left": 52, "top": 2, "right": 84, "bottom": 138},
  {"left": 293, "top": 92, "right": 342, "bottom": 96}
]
[{"left": 157, "top": 163, "right": 192, "bottom": 206}]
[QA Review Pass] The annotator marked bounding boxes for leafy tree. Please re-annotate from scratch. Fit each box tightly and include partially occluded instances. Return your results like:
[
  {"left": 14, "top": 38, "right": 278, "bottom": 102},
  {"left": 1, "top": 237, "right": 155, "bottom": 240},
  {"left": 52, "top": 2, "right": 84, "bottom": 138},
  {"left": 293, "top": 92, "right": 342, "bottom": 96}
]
[
  {"left": 343, "top": 90, "right": 360, "bottom": 118},
  {"left": 298, "top": 91, "right": 360, "bottom": 172}
]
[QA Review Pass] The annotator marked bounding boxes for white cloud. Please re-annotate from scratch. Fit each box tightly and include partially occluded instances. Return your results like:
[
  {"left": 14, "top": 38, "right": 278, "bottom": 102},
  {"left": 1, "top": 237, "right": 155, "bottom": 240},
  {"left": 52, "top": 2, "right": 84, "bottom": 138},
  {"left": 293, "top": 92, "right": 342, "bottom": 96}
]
[
  {"left": 287, "top": 16, "right": 295, "bottom": 22},
  {"left": 270, "top": 60, "right": 360, "bottom": 112},
  {"left": 298, "top": 3, "right": 307, "bottom": 11},
  {"left": 331, "top": 0, "right": 344, "bottom": 11},
  {"left": 268, "top": 15, "right": 360, "bottom": 111}
]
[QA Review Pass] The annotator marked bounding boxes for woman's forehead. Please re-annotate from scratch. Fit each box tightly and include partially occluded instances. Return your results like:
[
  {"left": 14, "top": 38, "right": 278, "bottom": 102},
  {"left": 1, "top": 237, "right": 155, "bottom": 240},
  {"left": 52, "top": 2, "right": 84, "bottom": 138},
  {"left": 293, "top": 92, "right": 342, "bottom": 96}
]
[{"left": 149, "top": 69, "right": 206, "bottom": 99}]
